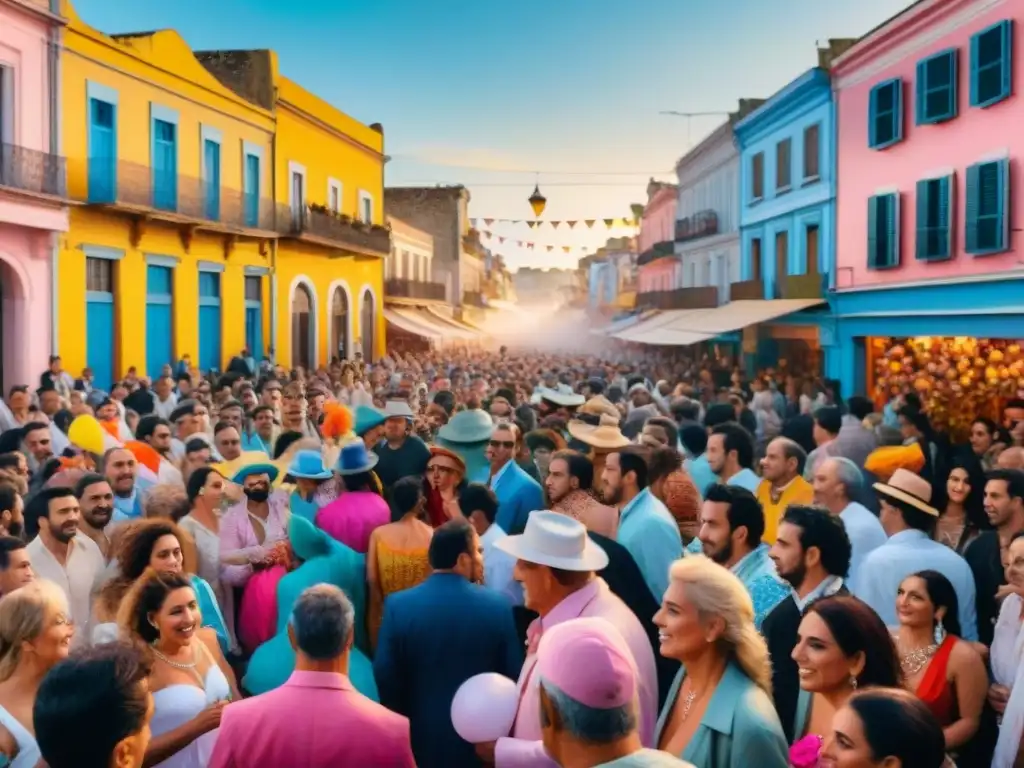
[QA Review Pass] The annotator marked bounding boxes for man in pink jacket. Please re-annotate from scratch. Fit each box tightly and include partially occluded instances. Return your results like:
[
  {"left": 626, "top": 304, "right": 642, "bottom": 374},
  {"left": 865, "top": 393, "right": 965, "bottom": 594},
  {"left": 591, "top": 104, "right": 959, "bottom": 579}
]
[{"left": 209, "top": 584, "right": 415, "bottom": 768}]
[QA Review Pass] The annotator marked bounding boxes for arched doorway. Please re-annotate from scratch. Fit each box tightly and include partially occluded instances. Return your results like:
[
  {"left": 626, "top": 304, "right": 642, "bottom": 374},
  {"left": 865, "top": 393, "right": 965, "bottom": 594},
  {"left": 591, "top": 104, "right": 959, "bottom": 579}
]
[
  {"left": 291, "top": 282, "right": 314, "bottom": 370},
  {"left": 331, "top": 286, "right": 349, "bottom": 361},
  {"left": 360, "top": 288, "right": 375, "bottom": 361},
  {"left": 0, "top": 252, "right": 40, "bottom": 393}
]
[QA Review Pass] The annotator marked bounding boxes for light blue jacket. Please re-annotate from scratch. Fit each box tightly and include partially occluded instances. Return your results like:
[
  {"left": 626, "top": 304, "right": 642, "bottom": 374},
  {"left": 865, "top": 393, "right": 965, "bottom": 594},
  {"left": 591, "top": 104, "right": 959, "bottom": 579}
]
[
  {"left": 617, "top": 488, "right": 682, "bottom": 603},
  {"left": 492, "top": 461, "right": 545, "bottom": 536},
  {"left": 655, "top": 662, "right": 789, "bottom": 768}
]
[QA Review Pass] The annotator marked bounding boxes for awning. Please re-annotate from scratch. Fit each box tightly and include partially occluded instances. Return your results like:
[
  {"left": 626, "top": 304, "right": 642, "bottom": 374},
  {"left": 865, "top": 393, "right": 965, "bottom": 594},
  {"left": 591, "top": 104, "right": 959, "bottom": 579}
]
[
  {"left": 615, "top": 298, "right": 825, "bottom": 345},
  {"left": 384, "top": 308, "right": 443, "bottom": 341},
  {"left": 424, "top": 307, "right": 487, "bottom": 338},
  {"left": 392, "top": 307, "right": 478, "bottom": 341},
  {"left": 590, "top": 310, "right": 657, "bottom": 337}
]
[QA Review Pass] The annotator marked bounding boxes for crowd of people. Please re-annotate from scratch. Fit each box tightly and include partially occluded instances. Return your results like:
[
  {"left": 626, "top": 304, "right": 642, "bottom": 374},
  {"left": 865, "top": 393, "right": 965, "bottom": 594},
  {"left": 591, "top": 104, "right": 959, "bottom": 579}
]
[{"left": 0, "top": 347, "right": 1019, "bottom": 767}]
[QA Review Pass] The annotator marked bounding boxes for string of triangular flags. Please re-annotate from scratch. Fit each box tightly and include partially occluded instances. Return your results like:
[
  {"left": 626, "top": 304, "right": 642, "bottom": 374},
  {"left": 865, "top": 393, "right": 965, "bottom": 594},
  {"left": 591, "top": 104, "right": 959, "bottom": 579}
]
[{"left": 469, "top": 217, "right": 638, "bottom": 230}]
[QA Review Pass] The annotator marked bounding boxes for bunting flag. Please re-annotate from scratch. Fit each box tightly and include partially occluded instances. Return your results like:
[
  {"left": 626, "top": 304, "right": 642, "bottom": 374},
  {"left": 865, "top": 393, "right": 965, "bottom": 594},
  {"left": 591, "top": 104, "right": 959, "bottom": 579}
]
[
  {"left": 499, "top": 236, "right": 505, "bottom": 243},
  {"left": 585, "top": 220, "right": 596, "bottom": 228},
  {"left": 562, "top": 246, "right": 571, "bottom": 253},
  {"left": 546, "top": 245, "right": 554, "bottom": 252},
  {"left": 566, "top": 221, "right": 577, "bottom": 229},
  {"left": 551, "top": 221, "right": 560, "bottom": 230},
  {"left": 603, "top": 218, "right": 614, "bottom": 227},
  {"left": 464, "top": 216, "right": 635, "bottom": 230},
  {"left": 527, "top": 221, "right": 537, "bottom": 229},
  {"left": 484, "top": 218, "right": 494, "bottom": 226}
]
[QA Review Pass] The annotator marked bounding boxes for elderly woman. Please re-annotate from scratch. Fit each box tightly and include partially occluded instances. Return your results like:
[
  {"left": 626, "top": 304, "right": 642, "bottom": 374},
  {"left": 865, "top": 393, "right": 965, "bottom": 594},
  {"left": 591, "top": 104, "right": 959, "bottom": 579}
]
[{"left": 654, "top": 555, "right": 788, "bottom": 766}]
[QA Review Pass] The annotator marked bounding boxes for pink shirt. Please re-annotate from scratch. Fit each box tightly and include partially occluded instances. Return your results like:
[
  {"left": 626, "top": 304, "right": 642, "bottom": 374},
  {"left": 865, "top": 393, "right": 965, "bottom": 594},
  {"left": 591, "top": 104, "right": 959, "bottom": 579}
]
[
  {"left": 218, "top": 491, "right": 290, "bottom": 587},
  {"left": 316, "top": 491, "right": 390, "bottom": 554},
  {"left": 495, "top": 578, "right": 658, "bottom": 767},
  {"left": 209, "top": 671, "right": 415, "bottom": 768}
]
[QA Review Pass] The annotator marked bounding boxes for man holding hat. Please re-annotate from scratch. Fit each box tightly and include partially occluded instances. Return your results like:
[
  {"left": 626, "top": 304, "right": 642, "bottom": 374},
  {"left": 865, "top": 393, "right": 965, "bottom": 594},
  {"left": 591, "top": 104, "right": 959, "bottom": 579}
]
[
  {"left": 856, "top": 468, "right": 978, "bottom": 640},
  {"left": 536, "top": 618, "right": 693, "bottom": 768},
  {"left": 485, "top": 512, "right": 658, "bottom": 766},
  {"left": 375, "top": 400, "right": 431, "bottom": 490}
]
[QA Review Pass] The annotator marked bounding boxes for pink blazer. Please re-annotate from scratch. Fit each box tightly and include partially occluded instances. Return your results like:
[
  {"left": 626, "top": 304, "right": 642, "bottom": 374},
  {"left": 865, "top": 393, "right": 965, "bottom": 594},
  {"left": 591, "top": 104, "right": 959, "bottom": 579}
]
[{"left": 209, "top": 671, "right": 416, "bottom": 768}]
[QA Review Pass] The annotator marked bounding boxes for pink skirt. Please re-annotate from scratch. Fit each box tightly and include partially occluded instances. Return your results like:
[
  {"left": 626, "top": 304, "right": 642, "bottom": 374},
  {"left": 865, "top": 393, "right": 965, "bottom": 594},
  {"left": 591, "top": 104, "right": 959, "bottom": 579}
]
[{"left": 237, "top": 565, "right": 286, "bottom": 655}]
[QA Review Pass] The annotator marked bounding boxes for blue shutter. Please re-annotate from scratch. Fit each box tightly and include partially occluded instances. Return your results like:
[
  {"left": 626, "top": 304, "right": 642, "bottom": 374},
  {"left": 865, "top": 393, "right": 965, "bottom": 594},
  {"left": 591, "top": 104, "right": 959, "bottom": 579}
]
[
  {"left": 915, "top": 60, "right": 928, "bottom": 125},
  {"left": 892, "top": 80, "right": 904, "bottom": 143},
  {"left": 970, "top": 33, "right": 980, "bottom": 105},
  {"left": 867, "top": 88, "right": 878, "bottom": 147},
  {"left": 965, "top": 163, "right": 981, "bottom": 253},
  {"left": 204, "top": 139, "right": 220, "bottom": 221},
  {"left": 87, "top": 99, "right": 116, "bottom": 204},
  {"left": 244, "top": 154, "right": 259, "bottom": 228},
  {"left": 867, "top": 196, "right": 879, "bottom": 268},
  {"left": 198, "top": 271, "right": 221, "bottom": 373},
  {"left": 145, "top": 265, "right": 173, "bottom": 380},
  {"left": 996, "top": 157, "right": 1009, "bottom": 252},
  {"left": 885, "top": 194, "right": 899, "bottom": 267},
  {"left": 937, "top": 176, "right": 952, "bottom": 258},
  {"left": 152, "top": 120, "right": 177, "bottom": 211},
  {"left": 86, "top": 294, "right": 115, "bottom": 391},
  {"left": 245, "top": 306, "right": 263, "bottom": 361},
  {"left": 915, "top": 180, "right": 930, "bottom": 259},
  {"left": 1002, "top": 21, "right": 1014, "bottom": 99}
]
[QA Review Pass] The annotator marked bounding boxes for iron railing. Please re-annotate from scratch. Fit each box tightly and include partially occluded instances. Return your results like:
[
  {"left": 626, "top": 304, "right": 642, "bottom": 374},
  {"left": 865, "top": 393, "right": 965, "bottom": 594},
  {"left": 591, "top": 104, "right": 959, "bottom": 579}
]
[
  {"left": 385, "top": 278, "right": 447, "bottom": 301},
  {"left": 276, "top": 203, "right": 390, "bottom": 255},
  {"left": 638, "top": 286, "right": 719, "bottom": 310},
  {"left": 0, "top": 143, "right": 66, "bottom": 198},
  {"left": 636, "top": 240, "right": 676, "bottom": 267},
  {"left": 80, "top": 158, "right": 275, "bottom": 230}
]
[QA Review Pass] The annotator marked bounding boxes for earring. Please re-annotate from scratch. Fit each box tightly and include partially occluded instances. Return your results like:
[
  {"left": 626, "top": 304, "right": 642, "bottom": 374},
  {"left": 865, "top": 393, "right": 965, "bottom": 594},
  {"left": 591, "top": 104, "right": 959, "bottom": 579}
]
[
  {"left": 934, "top": 619, "right": 946, "bottom": 645},
  {"left": 849, "top": 674, "right": 858, "bottom": 690}
]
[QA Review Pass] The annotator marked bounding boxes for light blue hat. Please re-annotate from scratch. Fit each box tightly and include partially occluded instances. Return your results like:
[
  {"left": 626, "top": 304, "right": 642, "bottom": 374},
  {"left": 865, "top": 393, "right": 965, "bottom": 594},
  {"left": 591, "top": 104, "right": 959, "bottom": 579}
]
[{"left": 287, "top": 450, "right": 333, "bottom": 481}]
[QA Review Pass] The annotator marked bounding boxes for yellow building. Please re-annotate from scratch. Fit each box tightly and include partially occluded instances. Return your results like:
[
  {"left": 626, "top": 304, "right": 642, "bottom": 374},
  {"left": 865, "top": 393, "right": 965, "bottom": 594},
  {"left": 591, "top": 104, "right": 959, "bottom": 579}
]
[{"left": 59, "top": 2, "right": 387, "bottom": 387}]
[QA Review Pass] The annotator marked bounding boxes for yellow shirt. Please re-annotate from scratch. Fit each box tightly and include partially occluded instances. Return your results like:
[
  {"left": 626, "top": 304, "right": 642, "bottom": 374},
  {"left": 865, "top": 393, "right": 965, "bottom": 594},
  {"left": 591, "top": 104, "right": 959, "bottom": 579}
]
[{"left": 755, "top": 475, "right": 815, "bottom": 544}]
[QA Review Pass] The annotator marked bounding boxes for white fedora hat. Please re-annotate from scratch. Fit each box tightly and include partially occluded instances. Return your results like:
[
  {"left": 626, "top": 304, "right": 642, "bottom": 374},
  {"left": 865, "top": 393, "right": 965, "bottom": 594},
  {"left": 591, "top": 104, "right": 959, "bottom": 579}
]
[{"left": 494, "top": 511, "right": 609, "bottom": 572}]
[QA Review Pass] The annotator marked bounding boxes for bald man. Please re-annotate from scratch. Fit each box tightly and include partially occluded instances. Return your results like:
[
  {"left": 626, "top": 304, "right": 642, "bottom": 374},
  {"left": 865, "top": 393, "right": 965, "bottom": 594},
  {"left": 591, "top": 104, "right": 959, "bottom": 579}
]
[{"left": 998, "top": 447, "right": 1024, "bottom": 470}]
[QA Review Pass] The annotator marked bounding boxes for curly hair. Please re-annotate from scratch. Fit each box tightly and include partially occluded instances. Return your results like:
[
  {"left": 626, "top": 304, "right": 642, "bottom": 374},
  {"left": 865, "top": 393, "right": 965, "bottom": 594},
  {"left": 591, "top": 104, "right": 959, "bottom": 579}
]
[
  {"left": 116, "top": 568, "right": 194, "bottom": 644},
  {"left": 97, "top": 519, "right": 196, "bottom": 621}
]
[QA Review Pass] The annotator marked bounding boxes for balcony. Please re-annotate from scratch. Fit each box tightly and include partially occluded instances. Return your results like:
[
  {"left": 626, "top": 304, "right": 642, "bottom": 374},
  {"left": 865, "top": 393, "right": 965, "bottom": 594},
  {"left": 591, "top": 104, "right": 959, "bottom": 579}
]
[
  {"left": 779, "top": 272, "right": 825, "bottom": 300},
  {"left": 463, "top": 290, "right": 488, "bottom": 308},
  {"left": 675, "top": 210, "right": 719, "bottom": 243},
  {"left": 639, "top": 286, "right": 719, "bottom": 311},
  {"left": 277, "top": 203, "right": 390, "bottom": 258},
  {"left": 0, "top": 143, "right": 66, "bottom": 200},
  {"left": 78, "top": 159, "right": 276, "bottom": 255},
  {"left": 385, "top": 278, "right": 447, "bottom": 302},
  {"left": 729, "top": 279, "right": 764, "bottom": 301},
  {"left": 636, "top": 240, "right": 676, "bottom": 267}
]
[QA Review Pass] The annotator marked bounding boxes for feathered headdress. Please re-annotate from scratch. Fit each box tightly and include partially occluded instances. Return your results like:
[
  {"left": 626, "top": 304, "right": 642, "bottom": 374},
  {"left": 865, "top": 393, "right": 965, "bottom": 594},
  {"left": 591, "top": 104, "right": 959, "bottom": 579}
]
[{"left": 321, "top": 401, "right": 354, "bottom": 442}]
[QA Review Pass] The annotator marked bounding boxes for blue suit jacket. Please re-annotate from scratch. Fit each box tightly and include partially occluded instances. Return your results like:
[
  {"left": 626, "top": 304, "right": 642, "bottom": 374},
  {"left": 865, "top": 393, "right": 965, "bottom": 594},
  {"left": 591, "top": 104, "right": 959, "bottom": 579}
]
[
  {"left": 492, "top": 461, "right": 545, "bottom": 535},
  {"left": 374, "top": 573, "right": 524, "bottom": 768}
]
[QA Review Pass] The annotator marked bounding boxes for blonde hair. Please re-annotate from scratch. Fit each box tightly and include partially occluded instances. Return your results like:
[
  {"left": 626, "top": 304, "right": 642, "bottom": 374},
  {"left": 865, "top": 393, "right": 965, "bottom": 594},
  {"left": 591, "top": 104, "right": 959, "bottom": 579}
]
[
  {"left": 0, "top": 580, "right": 69, "bottom": 681},
  {"left": 668, "top": 555, "right": 773, "bottom": 695}
]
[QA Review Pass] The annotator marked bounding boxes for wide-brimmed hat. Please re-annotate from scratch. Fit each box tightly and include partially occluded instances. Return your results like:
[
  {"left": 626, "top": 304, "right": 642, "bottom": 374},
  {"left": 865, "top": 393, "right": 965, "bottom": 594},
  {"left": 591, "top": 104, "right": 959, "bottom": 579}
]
[
  {"left": 287, "top": 450, "right": 333, "bottom": 481},
  {"left": 384, "top": 400, "right": 415, "bottom": 421},
  {"left": 428, "top": 446, "right": 466, "bottom": 476},
  {"left": 495, "top": 510, "right": 608, "bottom": 571},
  {"left": 567, "top": 413, "right": 631, "bottom": 450},
  {"left": 873, "top": 468, "right": 938, "bottom": 517},
  {"left": 354, "top": 405, "right": 387, "bottom": 437},
  {"left": 437, "top": 409, "right": 494, "bottom": 444},
  {"left": 335, "top": 441, "right": 379, "bottom": 475},
  {"left": 576, "top": 395, "right": 620, "bottom": 420},
  {"left": 530, "top": 387, "right": 585, "bottom": 408},
  {"left": 231, "top": 462, "right": 280, "bottom": 485}
]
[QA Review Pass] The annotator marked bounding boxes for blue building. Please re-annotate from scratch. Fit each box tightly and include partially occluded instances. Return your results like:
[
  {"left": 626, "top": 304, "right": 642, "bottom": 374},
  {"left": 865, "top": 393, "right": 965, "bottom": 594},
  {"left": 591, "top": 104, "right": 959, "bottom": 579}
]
[{"left": 734, "top": 65, "right": 841, "bottom": 378}]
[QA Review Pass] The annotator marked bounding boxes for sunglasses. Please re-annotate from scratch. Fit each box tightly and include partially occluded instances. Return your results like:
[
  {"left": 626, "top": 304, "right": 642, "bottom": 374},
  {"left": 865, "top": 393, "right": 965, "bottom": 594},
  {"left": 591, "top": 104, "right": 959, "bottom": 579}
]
[{"left": 488, "top": 440, "right": 515, "bottom": 450}]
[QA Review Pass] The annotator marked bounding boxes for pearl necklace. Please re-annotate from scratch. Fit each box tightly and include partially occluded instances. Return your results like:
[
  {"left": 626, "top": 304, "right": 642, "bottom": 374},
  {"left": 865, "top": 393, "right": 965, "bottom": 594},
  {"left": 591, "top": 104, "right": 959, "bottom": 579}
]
[{"left": 151, "top": 646, "right": 197, "bottom": 670}]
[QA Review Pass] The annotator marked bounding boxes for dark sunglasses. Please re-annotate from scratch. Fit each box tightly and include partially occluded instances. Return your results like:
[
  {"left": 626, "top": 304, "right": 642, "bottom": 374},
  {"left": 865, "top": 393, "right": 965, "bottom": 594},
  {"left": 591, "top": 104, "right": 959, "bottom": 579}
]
[{"left": 488, "top": 439, "right": 515, "bottom": 450}]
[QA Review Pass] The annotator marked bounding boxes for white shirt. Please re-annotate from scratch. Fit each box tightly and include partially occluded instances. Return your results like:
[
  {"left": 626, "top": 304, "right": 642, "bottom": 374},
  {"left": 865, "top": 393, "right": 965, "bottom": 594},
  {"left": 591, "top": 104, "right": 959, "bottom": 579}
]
[
  {"left": 854, "top": 529, "right": 979, "bottom": 641},
  {"left": 838, "top": 501, "right": 887, "bottom": 592},
  {"left": 27, "top": 533, "right": 105, "bottom": 649},
  {"left": 480, "top": 524, "right": 522, "bottom": 605},
  {"left": 152, "top": 391, "right": 179, "bottom": 421}
]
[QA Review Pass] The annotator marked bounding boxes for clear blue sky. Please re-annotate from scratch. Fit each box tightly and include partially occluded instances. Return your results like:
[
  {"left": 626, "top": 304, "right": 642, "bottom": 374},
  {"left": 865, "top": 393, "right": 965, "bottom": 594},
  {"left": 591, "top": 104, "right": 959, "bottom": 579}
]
[{"left": 72, "top": 0, "right": 913, "bottom": 269}]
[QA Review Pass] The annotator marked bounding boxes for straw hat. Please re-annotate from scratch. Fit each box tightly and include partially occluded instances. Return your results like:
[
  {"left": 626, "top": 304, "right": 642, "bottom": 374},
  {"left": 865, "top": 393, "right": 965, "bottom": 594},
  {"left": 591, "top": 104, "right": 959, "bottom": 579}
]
[
  {"left": 567, "top": 413, "right": 630, "bottom": 450},
  {"left": 873, "top": 468, "right": 938, "bottom": 517}
]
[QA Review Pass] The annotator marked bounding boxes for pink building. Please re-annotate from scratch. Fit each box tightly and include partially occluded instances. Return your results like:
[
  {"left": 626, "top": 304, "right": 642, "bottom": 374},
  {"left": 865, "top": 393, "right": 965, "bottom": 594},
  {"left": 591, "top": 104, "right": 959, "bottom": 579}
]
[
  {"left": 0, "top": 0, "right": 67, "bottom": 390},
  {"left": 830, "top": 0, "right": 1024, "bottom": 394},
  {"left": 636, "top": 180, "right": 678, "bottom": 296}
]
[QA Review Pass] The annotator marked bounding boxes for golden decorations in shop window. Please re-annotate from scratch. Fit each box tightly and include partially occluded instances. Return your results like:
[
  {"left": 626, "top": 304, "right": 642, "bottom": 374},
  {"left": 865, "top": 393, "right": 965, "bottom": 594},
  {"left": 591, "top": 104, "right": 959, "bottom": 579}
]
[{"left": 872, "top": 336, "right": 1024, "bottom": 436}]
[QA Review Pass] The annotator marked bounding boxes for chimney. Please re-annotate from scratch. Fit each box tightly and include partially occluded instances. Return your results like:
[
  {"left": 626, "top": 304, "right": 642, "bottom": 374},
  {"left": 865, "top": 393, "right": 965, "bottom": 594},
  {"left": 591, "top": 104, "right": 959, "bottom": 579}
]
[{"left": 818, "top": 38, "right": 859, "bottom": 69}]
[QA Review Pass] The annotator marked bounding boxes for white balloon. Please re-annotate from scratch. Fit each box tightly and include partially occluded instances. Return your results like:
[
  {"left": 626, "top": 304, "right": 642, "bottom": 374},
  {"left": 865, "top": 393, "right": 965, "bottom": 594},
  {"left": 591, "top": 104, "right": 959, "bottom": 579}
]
[{"left": 450, "top": 672, "right": 519, "bottom": 744}]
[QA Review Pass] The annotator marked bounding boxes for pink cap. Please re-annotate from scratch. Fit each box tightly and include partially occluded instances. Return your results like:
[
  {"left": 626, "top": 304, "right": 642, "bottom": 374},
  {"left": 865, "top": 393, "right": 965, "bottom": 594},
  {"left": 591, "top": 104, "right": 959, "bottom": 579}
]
[{"left": 535, "top": 617, "right": 637, "bottom": 709}]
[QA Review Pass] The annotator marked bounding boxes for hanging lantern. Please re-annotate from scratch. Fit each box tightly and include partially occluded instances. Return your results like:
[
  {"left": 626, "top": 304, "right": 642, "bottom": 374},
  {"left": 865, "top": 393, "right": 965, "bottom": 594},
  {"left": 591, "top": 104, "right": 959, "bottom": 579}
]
[{"left": 528, "top": 184, "right": 547, "bottom": 217}]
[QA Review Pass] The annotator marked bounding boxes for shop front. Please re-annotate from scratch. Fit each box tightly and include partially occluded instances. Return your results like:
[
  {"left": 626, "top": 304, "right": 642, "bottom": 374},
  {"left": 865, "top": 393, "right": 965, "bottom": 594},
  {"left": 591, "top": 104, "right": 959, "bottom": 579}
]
[{"left": 830, "top": 277, "right": 1024, "bottom": 421}]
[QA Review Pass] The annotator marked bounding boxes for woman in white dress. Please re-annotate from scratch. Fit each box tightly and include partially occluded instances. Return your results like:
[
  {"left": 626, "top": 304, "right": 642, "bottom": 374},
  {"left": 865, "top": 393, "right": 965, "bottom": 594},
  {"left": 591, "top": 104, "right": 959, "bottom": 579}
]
[
  {"left": 991, "top": 532, "right": 1024, "bottom": 767},
  {"left": 118, "top": 569, "right": 238, "bottom": 768},
  {"left": 0, "top": 581, "right": 74, "bottom": 767}
]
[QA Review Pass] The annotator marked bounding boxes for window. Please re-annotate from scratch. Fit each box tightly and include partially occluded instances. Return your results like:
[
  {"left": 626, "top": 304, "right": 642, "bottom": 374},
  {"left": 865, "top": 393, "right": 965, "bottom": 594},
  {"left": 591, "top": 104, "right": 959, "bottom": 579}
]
[
  {"left": 868, "top": 79, "right": 904, "bottom": 149},
  {"left": 915, "top": 176, "right": 953, "bottom": 260},
  {"left": 86, "top": 257, "right": 113, "bottom": 293},
  {"left": 750, "top": 238, "right": 762, "bottom": 280},
  {"left": 244, "top": 275, "right": 261, "bottom": 301},
  {"left": 151, "top": 118, "right": 177, "bottom": 211},
  {"left": 776, "top": 139, "right": 792, "bottom": 191},
  {"left": 916, "top": 50, "right": 958, "bottom": 124},
  {"left": 806, "top": 224, "right": 820, "bottom": 274},
  {"left": 328, "top": 178, "right": 342, "bottom": 214},
  {"left": 751, "top": 153, "right": 764, "bottom": 201},
  {"left": 198, "top": 270, "right": 220, "bottom": 298},
  {"left": 970, "top": 20, "right": 1013, "bottom": 108},
  {"left": 966, "top": 158, "right": 1010, "bottom": 255},
  {"left": 87, "top": 97, "right": 117, "bottom": 204},
  {"left": 203, "top": 138, "right": 220, "bottom": 221},
  {"left": 359, "top": 191, "right": 373, "bottom": 223},
  {"left": 803, "top": 124, "right": 820, "bottom": 181},
  {"left": 243, "top": 152, "right": 260, "bottom": 228},
  {"left": 867, "top": 193, "right": 900, "bottom": 269}
]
